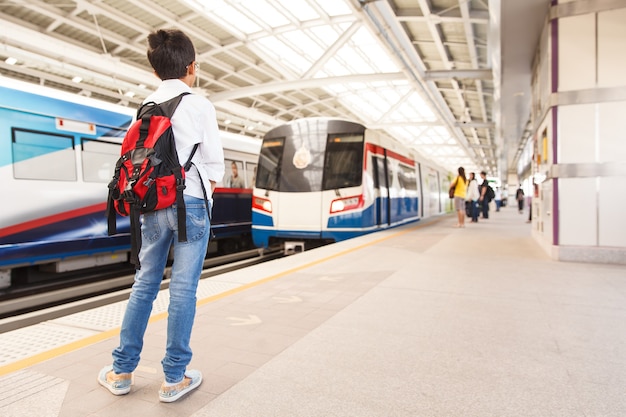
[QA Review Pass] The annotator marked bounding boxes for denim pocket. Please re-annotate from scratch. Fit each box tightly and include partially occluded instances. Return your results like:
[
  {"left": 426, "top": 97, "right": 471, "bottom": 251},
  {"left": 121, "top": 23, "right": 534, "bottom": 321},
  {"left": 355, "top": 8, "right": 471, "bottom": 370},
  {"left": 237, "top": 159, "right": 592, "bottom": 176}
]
[
  {"left": 182, "top": 202, "right": 209, "bottom": 242},
  {"left": 141, "top": 211, "right": 161, "bottom": 242}
]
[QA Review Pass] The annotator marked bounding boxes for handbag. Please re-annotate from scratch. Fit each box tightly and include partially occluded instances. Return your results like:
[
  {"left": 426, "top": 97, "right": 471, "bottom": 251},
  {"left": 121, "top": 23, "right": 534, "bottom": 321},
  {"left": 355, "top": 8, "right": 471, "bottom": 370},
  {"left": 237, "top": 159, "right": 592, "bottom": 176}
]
[{"left": 448, "top": 179, "right": 457, "bottom": 199}]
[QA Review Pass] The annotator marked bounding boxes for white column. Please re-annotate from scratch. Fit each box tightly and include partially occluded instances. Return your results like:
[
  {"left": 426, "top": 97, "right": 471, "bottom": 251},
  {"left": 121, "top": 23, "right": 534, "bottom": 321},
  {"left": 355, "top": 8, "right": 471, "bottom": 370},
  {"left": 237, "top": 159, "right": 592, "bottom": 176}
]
[{"left": 530, "top": 1, "right": 626, "bottom": 264}]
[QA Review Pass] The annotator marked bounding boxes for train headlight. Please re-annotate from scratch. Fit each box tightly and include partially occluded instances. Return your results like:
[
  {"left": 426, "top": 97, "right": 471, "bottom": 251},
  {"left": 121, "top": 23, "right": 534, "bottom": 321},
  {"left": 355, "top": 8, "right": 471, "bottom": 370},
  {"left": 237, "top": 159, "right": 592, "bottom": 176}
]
[
  {"left": 330, "top": 195, "right": 363, "bottom": 213},
  {"left": 253, "top": 196, "right": 272, "bottom": 213},
  {"left": 331, "top": 200, "right": 345, "bottom": 213}
]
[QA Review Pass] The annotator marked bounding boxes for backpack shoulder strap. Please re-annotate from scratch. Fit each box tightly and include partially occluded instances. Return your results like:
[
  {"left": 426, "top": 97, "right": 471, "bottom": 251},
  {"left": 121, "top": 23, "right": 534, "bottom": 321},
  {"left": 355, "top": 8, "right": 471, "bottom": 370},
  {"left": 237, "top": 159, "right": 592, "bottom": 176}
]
[
  {"left": 157, "top": 92, "right": 191, "bottom": 118},
  {"left": 185, "top": 147, "right": 212, "bottom": 225},
  {"left": 161, "top": 92, "right": 192, "bottom": 243}
]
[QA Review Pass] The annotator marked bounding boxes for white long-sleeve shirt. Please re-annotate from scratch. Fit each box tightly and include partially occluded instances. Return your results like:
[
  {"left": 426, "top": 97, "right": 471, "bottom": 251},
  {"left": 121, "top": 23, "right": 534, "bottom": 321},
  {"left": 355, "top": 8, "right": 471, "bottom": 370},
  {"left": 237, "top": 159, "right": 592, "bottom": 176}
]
[
  {"left": 466, "top": 179, "right": 480, "bottom": 201},
  {"left": 143, "top": 79, "right": 225, "bottom": 200}
]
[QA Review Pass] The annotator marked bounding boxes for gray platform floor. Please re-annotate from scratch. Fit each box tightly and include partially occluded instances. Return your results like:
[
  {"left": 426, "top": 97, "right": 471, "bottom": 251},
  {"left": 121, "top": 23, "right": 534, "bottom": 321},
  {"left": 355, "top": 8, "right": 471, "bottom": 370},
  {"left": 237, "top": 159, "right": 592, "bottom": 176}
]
[{"left": 2, "top": 206, "right": 626, "bottom": 417}]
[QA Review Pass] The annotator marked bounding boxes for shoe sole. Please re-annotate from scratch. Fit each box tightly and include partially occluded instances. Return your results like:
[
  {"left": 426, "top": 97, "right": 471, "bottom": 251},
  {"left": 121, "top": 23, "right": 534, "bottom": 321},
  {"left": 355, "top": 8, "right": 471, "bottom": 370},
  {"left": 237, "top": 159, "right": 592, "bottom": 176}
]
[{"left": 159, "top": 376, "right": 202, "bottom": 403}]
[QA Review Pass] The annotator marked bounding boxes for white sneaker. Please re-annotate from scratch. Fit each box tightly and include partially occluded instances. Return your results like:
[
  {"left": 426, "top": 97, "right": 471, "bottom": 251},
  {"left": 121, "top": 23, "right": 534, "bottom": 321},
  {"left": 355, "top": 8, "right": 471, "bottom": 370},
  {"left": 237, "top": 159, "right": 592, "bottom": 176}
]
[{"left": 158, "top": 369, "right": 202, "bottom": 403}]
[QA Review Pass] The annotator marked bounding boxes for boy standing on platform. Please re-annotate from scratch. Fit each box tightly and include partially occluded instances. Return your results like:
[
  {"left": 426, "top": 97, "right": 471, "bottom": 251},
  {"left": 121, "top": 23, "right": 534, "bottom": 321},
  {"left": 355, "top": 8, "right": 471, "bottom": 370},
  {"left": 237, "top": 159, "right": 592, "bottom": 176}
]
[{"left": 98, "top": 28, "right": 224, "bottom": 403}]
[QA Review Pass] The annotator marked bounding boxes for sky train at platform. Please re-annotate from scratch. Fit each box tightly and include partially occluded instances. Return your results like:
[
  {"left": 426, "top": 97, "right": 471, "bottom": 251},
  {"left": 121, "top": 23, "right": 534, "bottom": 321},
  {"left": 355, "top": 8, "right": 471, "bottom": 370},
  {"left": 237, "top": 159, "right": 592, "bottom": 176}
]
[
  {"left": 251, "top": 118, "right": 452, "bottom": 252},
  {"left": 0, "top": 77, "right": 261, "bottom": 290}
]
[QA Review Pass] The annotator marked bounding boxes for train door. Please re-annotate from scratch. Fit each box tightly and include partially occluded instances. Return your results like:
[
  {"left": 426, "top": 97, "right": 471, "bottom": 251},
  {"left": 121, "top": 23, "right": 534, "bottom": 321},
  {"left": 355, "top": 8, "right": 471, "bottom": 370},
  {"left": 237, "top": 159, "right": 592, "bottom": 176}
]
[
  {"left": 372, "top": 152, "right": 391, "bottom": 226},
  {"left": 372, "top": 154, "right": 382, "bottom": 226},
  {"left": 417, "top": 163, "right": 424, "bottom": 218},
  {"left": 320, "top": 132, "right": 365, "bottom": 237}
]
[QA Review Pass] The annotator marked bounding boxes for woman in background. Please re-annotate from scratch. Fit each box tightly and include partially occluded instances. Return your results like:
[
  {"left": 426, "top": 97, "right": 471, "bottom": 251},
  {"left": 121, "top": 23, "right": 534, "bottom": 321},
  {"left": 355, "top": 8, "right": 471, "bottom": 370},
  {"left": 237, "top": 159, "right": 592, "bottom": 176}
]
[
  {"left": 466, "top": 172, "right": 480, "bottom": 223},
  {"left": 452, "top": 167, "right": 467, "bottom": 228}
]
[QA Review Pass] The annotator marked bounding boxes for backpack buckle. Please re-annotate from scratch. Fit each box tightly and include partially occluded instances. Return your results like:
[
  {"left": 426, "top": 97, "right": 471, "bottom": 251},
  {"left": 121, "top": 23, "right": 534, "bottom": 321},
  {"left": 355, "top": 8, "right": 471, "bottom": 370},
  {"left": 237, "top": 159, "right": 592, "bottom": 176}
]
[{"left": 122, "top": 190, "right": 137, "bottom": 204}]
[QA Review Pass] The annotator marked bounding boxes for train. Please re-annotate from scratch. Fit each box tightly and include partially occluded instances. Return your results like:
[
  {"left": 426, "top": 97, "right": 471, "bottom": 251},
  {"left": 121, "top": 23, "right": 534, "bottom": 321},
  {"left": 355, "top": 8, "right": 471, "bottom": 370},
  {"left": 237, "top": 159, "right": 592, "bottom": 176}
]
[
  {"left": 251, "top": 117, "right": 451, "bottom": 252},
  {"left": 0, "top": 77, "right": 260, "bottom": 290}
]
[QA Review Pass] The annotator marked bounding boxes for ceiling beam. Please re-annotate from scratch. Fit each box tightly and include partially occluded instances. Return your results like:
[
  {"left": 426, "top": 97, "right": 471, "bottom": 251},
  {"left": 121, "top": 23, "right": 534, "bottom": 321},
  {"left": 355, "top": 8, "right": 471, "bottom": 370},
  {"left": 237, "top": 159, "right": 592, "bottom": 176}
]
[
  {"left": 209, "top": 72, "right": 405, "bottom": 102},
  {"left": 395, "top": 8, "right": 490, "bottom": 24},
  {"left": 455, "top": 121, "right": 495, "bottom": 129},
  {"left": 368, "top": 121, "right": 443, "bottom": 128},
  {"left": 302, "top": 20, "right": 361, "bottom": 78},
  {"left": 424, "top": 69, "right": 493, "bottom": 81}
]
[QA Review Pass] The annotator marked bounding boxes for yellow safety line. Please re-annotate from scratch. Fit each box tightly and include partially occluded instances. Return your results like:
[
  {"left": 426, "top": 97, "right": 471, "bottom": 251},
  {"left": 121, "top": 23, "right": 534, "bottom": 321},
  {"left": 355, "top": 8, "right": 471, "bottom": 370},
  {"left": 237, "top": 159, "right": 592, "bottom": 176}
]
[{"left": 0, "top": 216, "right": 444, "bottom": 376}]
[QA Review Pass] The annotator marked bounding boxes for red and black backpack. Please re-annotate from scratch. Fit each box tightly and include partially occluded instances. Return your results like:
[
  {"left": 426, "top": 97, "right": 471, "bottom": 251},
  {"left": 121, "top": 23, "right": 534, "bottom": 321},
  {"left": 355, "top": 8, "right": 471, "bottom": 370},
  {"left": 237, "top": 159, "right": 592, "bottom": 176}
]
[{"left": 106, "top": 92, "right": 199, "bottom": 269}]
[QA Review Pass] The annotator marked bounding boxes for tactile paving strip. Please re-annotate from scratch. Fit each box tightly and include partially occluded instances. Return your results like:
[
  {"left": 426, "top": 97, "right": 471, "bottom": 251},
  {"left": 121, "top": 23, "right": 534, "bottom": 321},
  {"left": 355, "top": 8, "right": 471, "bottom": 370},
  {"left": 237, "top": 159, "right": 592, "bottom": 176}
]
[
  {"left": 0, "top": 370, "right": 65, "bottom": 408},
  {"left": 0, "top": 277, "right": 242, "bottom": 367},
  {"left": 0, "top": 322, "right": 96, "bottom": 365}
]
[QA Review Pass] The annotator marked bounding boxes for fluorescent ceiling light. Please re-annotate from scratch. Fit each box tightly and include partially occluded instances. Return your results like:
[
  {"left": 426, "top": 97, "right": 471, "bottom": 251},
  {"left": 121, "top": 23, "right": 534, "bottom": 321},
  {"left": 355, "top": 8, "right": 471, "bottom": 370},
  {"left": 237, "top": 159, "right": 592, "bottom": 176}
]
[{"left": 5, "top": 57, "right": 17, "bottom": 65}]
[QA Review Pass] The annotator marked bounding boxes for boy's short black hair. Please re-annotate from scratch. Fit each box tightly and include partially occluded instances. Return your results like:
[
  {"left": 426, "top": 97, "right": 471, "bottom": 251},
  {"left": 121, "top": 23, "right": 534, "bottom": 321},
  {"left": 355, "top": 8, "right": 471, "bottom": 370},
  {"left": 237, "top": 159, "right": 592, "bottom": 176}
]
[{"left": 147, "top": 29, "right": 195, "bottom": 80}]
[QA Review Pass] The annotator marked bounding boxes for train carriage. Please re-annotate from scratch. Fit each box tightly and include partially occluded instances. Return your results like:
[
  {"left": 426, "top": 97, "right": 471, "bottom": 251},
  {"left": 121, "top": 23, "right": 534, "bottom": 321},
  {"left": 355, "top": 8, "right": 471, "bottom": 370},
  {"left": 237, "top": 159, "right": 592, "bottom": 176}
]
[
  {"left": 251, "top": 117, "right": 449, "bottom": 251},
  {"left": 0, "top": 77, "right": 260, "bottom": 289}
]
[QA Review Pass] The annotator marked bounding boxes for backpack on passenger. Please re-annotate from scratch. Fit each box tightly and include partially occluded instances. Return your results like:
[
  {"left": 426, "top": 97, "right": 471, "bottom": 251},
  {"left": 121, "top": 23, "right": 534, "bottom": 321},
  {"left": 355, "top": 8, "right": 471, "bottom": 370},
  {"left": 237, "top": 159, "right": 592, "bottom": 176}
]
[
  {"left": 487, "top": 185, "right": 495, "bottom": 202},
  {"left": 106, "top": 92, "right": 199, "bottom": 269}
]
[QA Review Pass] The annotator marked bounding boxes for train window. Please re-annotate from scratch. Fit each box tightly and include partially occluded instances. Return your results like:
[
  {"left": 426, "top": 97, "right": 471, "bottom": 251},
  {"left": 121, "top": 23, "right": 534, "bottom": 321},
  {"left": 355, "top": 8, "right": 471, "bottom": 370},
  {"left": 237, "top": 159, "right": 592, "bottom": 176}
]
[
  {"left": 245, "top": 162, "right": 257, "bottom": 188},
  {"left": 82, "top": 139, "right": 121, "bottom": 183},
  {"left": 398, "top": 164, "right": 417, "bottom": 191},
  {"left": 376, "top": 157, "right": 388, "bottom": 190},
  {"left": 256, "top": 138, "right": 284, "bottom": 191},
  {"left": 279, "top": 134, "right": 325, "bottom": 192},
  {"left": 12, "top": 128, "right": 76, "bottom": 181},
  {"left": 322, "top": 134, "right": 363, "bottom": 190},
  {"left": 224, "top": 159, "right": 246, "bottom": 188}
]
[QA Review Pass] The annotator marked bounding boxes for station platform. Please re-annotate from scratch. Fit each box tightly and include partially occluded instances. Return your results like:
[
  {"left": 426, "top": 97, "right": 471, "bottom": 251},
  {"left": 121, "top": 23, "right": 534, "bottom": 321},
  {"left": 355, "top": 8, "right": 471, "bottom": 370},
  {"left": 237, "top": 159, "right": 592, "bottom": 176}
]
[{"left": 1, "top": 206, "right": 626, "bottom": 417}]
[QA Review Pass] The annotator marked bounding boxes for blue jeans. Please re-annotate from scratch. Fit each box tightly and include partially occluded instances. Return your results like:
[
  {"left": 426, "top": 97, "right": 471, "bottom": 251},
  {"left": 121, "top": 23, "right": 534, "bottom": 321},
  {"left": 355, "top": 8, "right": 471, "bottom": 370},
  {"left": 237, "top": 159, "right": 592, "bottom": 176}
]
[
  {"left": 112, "top": 195, "right": 211, "bottom": 383},
  {"left": 471, "top": 200, "right": 479, "bottom": 222},
  {"left": 481, "top": 198, "right": 489, "bottom": 218}
]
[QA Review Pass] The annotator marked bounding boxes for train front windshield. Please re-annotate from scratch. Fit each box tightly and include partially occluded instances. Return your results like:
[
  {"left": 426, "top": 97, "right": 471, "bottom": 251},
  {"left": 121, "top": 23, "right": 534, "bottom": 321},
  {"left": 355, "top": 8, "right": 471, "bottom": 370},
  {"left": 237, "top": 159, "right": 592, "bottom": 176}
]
[{"left": 256, "top": 132, "right": 364, "bottom": 192}]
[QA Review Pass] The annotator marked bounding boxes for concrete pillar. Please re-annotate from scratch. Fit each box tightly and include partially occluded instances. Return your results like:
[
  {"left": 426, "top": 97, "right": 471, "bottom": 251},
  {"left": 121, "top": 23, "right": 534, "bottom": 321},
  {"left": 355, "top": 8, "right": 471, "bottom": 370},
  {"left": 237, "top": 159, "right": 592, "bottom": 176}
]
[{"left": 529, "top": 0, "right": 626, "bottom": 264}]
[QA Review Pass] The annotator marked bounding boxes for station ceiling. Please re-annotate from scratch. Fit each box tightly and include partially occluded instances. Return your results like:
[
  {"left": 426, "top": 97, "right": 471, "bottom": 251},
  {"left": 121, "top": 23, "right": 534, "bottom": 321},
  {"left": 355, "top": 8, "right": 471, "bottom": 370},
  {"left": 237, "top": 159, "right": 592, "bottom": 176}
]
[{"left": 0, "top": 0, "right": 548, "bottom": 180}]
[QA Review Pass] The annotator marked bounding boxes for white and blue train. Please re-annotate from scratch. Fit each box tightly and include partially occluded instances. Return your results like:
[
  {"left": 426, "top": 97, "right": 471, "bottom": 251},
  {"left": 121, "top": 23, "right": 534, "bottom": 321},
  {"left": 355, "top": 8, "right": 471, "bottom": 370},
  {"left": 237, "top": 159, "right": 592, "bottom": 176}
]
[
  {"left": 0, "top": 77, "right": 260, "bottom": 290},
  {"left": 251, "top": 117, "right": 452, "bottom": 251}
]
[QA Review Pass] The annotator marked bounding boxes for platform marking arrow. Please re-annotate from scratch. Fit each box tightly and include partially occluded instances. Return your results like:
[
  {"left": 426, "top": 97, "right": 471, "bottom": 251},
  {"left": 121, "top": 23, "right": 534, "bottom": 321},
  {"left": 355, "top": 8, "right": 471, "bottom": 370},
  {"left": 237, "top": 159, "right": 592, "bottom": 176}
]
[{"left": 227, "top": 314, "right": 262, "bottom": 326}]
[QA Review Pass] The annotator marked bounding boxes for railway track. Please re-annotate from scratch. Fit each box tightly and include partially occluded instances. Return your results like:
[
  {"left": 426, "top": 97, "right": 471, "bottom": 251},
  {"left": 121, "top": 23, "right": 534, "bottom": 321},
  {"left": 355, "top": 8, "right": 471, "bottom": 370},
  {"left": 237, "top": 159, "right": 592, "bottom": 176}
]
[{"left": 0, "top": 247, "right": 283, "bottom": 333}]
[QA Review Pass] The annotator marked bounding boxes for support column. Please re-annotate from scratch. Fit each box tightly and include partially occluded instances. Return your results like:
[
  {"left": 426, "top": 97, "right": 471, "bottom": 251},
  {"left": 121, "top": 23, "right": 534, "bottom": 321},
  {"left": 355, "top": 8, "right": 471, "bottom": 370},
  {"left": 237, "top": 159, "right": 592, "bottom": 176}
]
[{"left": 530, "top": 0, "right": 626, "bottom": 264}]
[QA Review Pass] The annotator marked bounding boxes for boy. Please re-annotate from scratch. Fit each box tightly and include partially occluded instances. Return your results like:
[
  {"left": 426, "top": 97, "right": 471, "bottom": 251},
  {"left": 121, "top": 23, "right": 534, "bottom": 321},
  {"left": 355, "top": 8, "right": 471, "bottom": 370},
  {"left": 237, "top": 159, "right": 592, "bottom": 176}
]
[{"left": 98, "top": 28, "right": 224, "bottom": 403}]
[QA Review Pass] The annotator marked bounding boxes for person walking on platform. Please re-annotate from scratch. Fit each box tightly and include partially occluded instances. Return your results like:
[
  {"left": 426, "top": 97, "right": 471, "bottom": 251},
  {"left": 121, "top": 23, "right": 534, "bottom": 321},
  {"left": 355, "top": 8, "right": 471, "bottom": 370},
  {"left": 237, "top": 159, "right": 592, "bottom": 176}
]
[
  {"left": 466, "top": 172, "right": 480, "bottom": 223},
  {"left": 516, "top": 186, "right": 525, "bottom": 213},
  {"left": 98, "top": 28, "right": 224, "bottom": 403},
  {"left": 451, "top": 167, "right": 468, "bottom": 228},
  {"left": 494, "top": 187, "right": 502, "bottom": 211},
  {"left": 478, "top": 171, "right": 490, "bottom": 219}
]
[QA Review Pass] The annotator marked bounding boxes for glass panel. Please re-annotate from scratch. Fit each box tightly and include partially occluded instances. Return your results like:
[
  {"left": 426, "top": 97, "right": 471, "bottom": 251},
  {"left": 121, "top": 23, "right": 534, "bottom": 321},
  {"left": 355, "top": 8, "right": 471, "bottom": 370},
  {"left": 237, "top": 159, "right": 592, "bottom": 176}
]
[
  {"left": 82, "top": 139, "right": 120, "bottom": 183},
  {"left": 245, "top": 162, "right": 257, "bottom": 189},
  {"left": 256, "top": 138, "right": 284, "bottom": 191},
  {"left": 13, "top": 129, "right": 76, "bottom": 181},
  {"left": 224, "top": 159, "right": 246, "bottom": 188},
  {"left": 322, "top": 133, "right": 363, "bottom": 190},
  {"left": 279, "top": 130, "right": 325, "bottom": 193},
  {"left": 377, "top": 157, "right": 387, "bottom": 191},
  {"left": 398, "top": 163, "right": 417, "bottom": 191}
]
